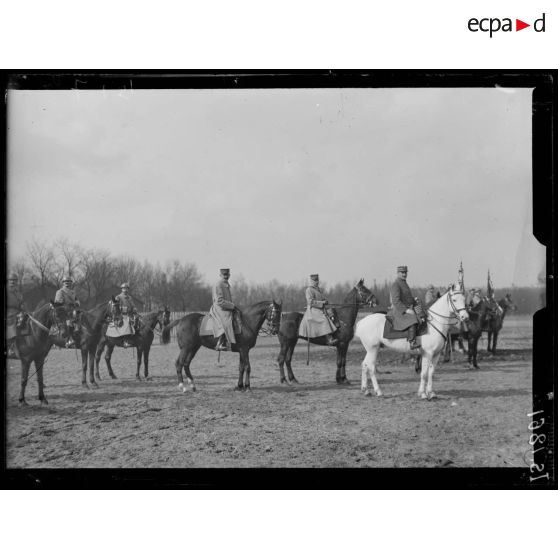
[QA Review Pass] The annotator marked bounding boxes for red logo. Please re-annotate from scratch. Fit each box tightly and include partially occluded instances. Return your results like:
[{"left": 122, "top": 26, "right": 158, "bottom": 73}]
[{"left": 516, "top": 19, "right": 530, "bottom": 31}]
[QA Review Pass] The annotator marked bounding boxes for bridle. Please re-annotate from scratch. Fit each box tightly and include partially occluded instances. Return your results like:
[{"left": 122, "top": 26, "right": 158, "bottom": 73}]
[
  {"left": 427, "top": 290, "right": 468, "bottom": 327},
  {"left": 26, "top": 303, "right": 67, "bottom": 334}
]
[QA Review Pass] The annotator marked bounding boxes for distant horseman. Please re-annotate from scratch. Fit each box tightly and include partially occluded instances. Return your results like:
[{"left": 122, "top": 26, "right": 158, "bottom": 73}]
[
  {"left": 54, "top": 276, "right": 81, "bottom": 347},
  {"left": 6, "top": 273, "right": 25, "bottom": 358}
]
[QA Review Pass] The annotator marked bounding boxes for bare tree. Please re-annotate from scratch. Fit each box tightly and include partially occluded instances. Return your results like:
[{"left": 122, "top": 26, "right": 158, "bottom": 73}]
[
  {"left": 79, "top": 248, "right": 115, "bottom": 301},
  {"left": 26, "top": 239, "right": 55, "bottom": 286}
]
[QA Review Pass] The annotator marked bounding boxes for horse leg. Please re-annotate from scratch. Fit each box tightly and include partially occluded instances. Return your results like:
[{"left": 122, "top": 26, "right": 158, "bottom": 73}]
[
  {"left": 277, "top": 336, "right": 289, "bottom": 384},
  {"left": 492, "top": 330, "right": 499, "bottom": 355},
  {"left": 417, "top": 353, "right": 431, "bottom": 399},
  {"left": 443, "top": 339, "right": 451, "bottom": 362},
  {"left": 361, "top": 349, "right": 381, "bottom": 397},
  {"left": 35, "top": 356, "right": 48, "bottom": 405},
  {"left": 181, "top": 346, "right": 200, "bottom": 392},
  {"left": 175, "top": 348, "right": 187, "bottom": 389},
  {"left": 244, "top": 352, "right": 252, "bottom": 391},
  {"left": 104, "top": 343, "right": 117, "bottom": 379},
  {"left": 81, "top": 349, "right": 90, "bottom": 388},
  {"left": 285, "top": 342, "right": 298, "bottom": 384},
  {"left": 94, "top": 340, "right": 106, "bottom": 381},
  {"left": 337, "top": 344, "right": 350, "bottom": 385},
  {"left": 18, "top": 359, "right": 31, "bottom": 406},
  {"left": 136, "top": 348, "right": 143, "bottom": 380},
  {"left": 471, "top": 335, "right": 480, "bottom": 369},
  {"left": 487, "top": 330, "right": 492, "bottom": 353},
  {"left": 235, "top": 352, "right": 246, "bottom": 391},
  {"left": 425, "top": 353, "right": 440, "bottom": 400},
  {"left": 144, "top": 346, "right": 151, "bottom": 380},
  {"left": 88, "top": 349, "right": 98, "bottom": 388}
]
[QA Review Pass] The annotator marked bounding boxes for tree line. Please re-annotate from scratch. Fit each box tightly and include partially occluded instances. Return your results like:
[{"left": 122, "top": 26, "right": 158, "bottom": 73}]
[{"left": 9, "top": 238, "right": 545, "bottom": 315}]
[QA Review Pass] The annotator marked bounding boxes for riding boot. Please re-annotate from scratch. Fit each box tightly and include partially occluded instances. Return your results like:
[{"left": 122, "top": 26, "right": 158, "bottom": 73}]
[
  {"left": 216, "top": 334, "right": 228, "bottom": 351},
  {"left": 407, "top": 325, "right": 420, "bottom": 350},
  {"left": 325, "top": 334, "right": 338, "bottom": 346}
]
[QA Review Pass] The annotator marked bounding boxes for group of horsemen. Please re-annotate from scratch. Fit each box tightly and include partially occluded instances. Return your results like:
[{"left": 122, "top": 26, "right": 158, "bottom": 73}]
[
  {"left": 6, "top": 265, "right": 509, "bottom": 357},
  {"left": 5, "top": 275, "right": 139, "bottom": 357}
]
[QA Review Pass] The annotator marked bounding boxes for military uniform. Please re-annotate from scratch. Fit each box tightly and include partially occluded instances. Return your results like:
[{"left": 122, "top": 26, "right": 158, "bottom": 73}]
[
  {"left": 388, "top": 266, "right": 420, "bottom": 349},
  {"left": 6, "top": 279, "right": 24, "bottom": 341},
  {"left": 298, "top": 275, "right": 337, "bottom": 344},
  {"left": 54, "top": 285, "right": 80, "bottom": 309},
  {"left": 209, "top": 269, "right": 236, "bottom": 348},
  {"left": 54, "top": 278, "right": 81, "bottom": 347},
  {"left": 115, "top": 293, "right": 137, "bottom": 315}
]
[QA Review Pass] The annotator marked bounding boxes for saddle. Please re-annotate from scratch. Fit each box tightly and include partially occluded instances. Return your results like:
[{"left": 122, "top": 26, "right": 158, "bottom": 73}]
[
  {"left": 383, "top": 315, "right": 428, "bottom": 340},
  {"left": 199, "top": 312, "right": 243, "bottom": 337}
]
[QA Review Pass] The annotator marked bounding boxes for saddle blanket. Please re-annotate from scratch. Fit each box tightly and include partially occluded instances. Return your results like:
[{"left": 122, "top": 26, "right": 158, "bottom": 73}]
[
  {"left": 199, "top": 314, "right": 241, "bottom": 337},
  {"left": 106, "top": 316, "right": 134, "bottom": 338},
  {"left": 383, "top": 315, "right": 428, "bottom": 340}
]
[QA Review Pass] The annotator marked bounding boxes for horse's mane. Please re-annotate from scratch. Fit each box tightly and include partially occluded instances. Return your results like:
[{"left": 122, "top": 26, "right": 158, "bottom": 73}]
[{"left": 242, "top": 300, "right": 273, "bottom": 312}]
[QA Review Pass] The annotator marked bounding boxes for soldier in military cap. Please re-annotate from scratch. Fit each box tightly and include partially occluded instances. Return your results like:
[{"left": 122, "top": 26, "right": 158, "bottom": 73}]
[
  {"left": 209, "top": 268, "right": 238, "bottom": 351},
  {"left": 424, "top": 284, "right": 437, "bottom": 308},
  {"left": 115, "top": 282, "right": 140, "bottom": 338},
  {"left": 54, "top": 275, "right": 81, "bottom": 347},
  {"left": 6, "top": 273, "right": 25, "bottom": 358},
  {"left": 388, "top": 265, "right": 421, "bottom": 350},
  {"left": 298, "top": 273, "right": 338, "bottom": 346}
]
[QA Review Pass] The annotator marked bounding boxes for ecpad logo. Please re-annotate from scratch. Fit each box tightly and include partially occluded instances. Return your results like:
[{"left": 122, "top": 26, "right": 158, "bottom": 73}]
[{"left": 468, "top": 13, "right": 546, "bottom": 37}]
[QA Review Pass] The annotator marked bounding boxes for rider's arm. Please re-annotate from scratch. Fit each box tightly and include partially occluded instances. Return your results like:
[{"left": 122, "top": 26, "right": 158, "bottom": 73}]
[{"left": 215, "top": 284, "right": 235, "bottom": 311}]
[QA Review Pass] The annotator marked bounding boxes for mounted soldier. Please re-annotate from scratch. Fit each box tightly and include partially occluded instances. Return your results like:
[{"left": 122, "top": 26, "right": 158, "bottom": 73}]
[
  {"left": 115, "top": 282, "right": 140, "bottom": 334},
  {"left": 209, "top": 268, "right": 239, "bottom": 351},
  {"left": 387, "top": 265, "right": 423, "bottom": 350},
  {"left": 54, "top": 276, "right": 81, "bottom": 347},
  {"left": 298, "top": 274, "right": 338, "bottom": 346},
  {"left": 424, "top": 284, "right": 437, "bottom": 308},
  {"left": 6, "top": 273, "right": 26, "bottom": 358}
]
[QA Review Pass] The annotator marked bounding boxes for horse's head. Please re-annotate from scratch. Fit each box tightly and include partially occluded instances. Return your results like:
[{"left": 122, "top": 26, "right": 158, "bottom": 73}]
[
  {"left": 447, "top": 285, "right": 469, "bottom": 323},
  {"left": 355, "top": 279, "right": 376, "bottom": 307},
  {"left": 266, "top": 299, "right": 282, "bottom": 335},
  {"left": 159, "top": 306, "right": 172, "bottom": 345},
  {"left": 502, "top": 294, "right": 517, "bottom": 312}
]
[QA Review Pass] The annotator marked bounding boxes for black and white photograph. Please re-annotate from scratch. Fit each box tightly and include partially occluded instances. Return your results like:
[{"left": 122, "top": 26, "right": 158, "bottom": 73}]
[{"left": 3, "top": 73, "right": 553, "bottom": 485}]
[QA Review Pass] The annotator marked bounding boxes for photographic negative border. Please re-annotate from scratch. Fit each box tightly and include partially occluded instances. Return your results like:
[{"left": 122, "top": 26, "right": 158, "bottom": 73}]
[{"left": 2, "top": 70, "right": 555, "bottom": 488}]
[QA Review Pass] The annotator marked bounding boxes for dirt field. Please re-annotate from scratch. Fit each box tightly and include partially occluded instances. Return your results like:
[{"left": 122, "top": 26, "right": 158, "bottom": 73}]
[{"left": 5, "top": 316, "right": 533, "bottom": 468}]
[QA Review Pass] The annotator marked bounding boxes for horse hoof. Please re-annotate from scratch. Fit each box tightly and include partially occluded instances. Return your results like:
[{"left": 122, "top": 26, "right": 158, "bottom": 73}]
[
  {"left": 82, "top": 383, "right": 90, "bottom": 390},
  {"left": 376, "top": 391, "right": 383, "bottom": 397},
  {"left": 90, "top": 382, "right": 99, "bottom": 390},
  {"left": 18, "top": 399, "right": 29, "bottom": 407},
  {"left": 40, "top": 398, "right": 49, "bottom": 406},
  {"left": 136, "top": 376, "right": 142, "bottom": 381},
  {"left": 474, "top": 365, "right": 480, "bottom": 370},
  {"left": 145, "top": 377, "right": 153, "bottom": 382},
  {"left": 234, "top": 386, "right": 245, "bottom": 392},
  {"left": 419, "top": 392, "right": 427, "bottom": 399},
  {"left": 427, "top": 392, "right": 437, "bottom": 400},
  {"left": 109, "top": 374, "right": 117, "bottom": 380},
  {"left": 364, "top": 389, "right": 372, "bottom": 397}
]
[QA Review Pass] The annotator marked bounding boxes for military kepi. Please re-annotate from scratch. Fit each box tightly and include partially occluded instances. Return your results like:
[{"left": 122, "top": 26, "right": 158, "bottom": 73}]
[
  {"left": 397, "top": 266, "right": 408, "bottom": 272},
  {"left": 310, "top": 274, "right": 319, "bottom": 281},
  {"left": 220, "top": 268, "right": 230, "bottom": 274}
]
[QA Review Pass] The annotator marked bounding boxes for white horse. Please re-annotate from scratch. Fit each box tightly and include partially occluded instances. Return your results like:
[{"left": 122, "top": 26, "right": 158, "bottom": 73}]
[{"left": 354, "top": 285, "right": 469, "bottom": 400}]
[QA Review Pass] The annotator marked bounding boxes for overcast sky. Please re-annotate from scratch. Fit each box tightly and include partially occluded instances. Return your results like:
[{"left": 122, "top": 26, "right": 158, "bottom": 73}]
[{"left": 7, "top": 87, "right": 544, "bottom": 288}]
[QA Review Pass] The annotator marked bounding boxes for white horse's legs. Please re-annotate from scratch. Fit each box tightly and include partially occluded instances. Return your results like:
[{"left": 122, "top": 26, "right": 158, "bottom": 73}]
[
  {"left": 361, "top": 349, "right": 382, "bottom": 397},
  {"left": 426, "top": 353, "right": 440, "bottom": 399},
  {"left": 418, "top": 353, "right": 431, "bottom": 399}
]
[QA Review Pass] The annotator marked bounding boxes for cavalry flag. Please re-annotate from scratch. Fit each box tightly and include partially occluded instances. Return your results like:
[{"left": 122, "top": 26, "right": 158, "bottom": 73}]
[
  {"left": 458, "top": 260, "right": 465, "bottom": 291},
  {"left": 487, "top": 270, "right": 495, "bottom": 299}
]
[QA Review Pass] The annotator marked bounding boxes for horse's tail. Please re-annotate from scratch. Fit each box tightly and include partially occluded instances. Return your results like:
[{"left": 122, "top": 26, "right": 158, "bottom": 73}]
[
  {"left": 162, "top": 318, "right": 182, "bottom": 340},
  {"left": 161, "top": 322, "right": 171, "bottom": 345}
]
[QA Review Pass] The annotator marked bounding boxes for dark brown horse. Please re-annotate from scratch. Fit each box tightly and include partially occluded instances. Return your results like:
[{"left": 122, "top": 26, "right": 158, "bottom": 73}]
[
  {"left": 74, "top": 297, "right": 121, "bottom": 389},
  {"left": 13, "top": 301, "right": 70, "bottom": 405},
  {"left": 485, "top": 295, "right": 516, "bottom": 354},
  {"left": 277, "top": 280, "right": 375, "bottom": 385},
  {"left": 163, "top": 300, "right": 281, "bottom": 392},
  {"left": 95, "top": 307, "right": 171, "bottom": 381}
]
